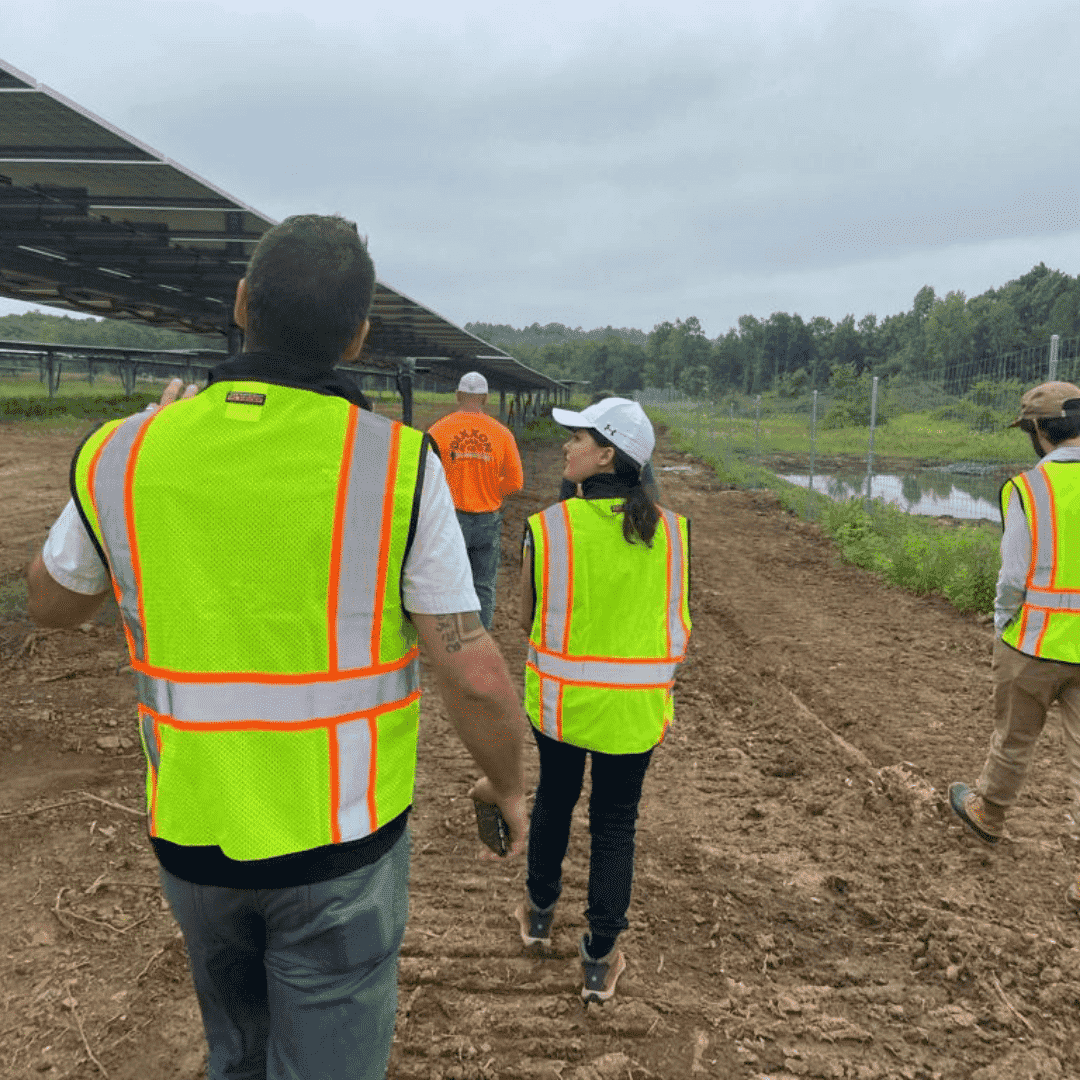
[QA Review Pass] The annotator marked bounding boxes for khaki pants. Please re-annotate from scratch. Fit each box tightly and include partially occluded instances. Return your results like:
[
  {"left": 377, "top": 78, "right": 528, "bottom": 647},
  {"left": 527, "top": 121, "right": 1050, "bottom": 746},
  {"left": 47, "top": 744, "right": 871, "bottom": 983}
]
[{"left": 976, "top": 638, "right": 1080, "bottom": 809}]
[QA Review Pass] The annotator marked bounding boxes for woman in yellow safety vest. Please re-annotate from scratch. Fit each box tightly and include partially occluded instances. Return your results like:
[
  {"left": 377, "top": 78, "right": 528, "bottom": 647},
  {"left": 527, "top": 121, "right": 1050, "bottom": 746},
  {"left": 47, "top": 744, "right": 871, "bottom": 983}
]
[{"left": 515, "top": 397, "right": 691, "bottom": 1003}]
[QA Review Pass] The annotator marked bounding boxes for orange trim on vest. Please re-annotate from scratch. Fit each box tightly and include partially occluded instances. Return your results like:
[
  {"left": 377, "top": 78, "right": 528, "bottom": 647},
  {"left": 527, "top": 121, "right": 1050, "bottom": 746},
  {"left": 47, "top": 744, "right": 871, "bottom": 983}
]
[
  {"left": 124, "top": 412, "right": 158, "bottom": 663},
  {"left": 663, "top": 515, "right": 673, "bottom": 657},
  {"left": 560, "top": 501, "right": 574, "bottom": 656},
  {"left": 328, "top": 405, "right": 359, "bottom": 674},
  {"left": 126, "top": 646, "right": 419, "bottom": 684},
  {"left": 1017, "top": 471, "right": 1038, "bottom": 592},
  {"left": 371, "top": 424, "right": 400, "bottom": 665},
  {"left": 1046, "top": 466, "right": 1060, "bottom": 589},
  {"left": 538, "top": 512, "right": 552, "bottom": 641}
]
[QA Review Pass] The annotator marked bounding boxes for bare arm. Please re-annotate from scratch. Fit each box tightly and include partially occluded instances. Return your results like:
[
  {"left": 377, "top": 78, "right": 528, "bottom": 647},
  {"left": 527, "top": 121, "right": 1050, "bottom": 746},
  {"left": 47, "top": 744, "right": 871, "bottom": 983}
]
[
  {"left": 26, "top": 551, "right": 110, "bottom": 629},
  {"left": 411, "top": 610, "right": 530, "bottom": 855}
]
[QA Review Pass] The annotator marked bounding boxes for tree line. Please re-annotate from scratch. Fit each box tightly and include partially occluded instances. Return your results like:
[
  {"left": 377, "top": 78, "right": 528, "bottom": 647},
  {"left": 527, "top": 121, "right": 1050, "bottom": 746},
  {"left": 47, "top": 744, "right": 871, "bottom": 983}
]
[
  {"left": 5, "top": 259, "right": 1079, "bottom": 402},
  {"left": 466, "top": 262, "right": 1080, "bottom": 399},
  {"left": 0, "top": 310, "right": 219, "bottom": 351}
]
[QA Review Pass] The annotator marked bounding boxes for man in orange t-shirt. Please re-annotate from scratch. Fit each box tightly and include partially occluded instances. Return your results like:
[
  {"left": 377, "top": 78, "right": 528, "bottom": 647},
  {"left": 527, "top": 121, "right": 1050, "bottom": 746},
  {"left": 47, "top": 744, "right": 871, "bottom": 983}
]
[{"left": 428, "top": 372, "right": 525, "bottom": 629}]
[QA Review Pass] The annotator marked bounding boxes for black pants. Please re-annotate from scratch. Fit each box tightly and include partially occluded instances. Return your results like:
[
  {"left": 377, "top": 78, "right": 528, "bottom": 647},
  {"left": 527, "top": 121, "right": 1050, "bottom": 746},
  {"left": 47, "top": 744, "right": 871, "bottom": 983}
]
[{"left": 526, "top": 727, "right": 653, "bottom": 949}]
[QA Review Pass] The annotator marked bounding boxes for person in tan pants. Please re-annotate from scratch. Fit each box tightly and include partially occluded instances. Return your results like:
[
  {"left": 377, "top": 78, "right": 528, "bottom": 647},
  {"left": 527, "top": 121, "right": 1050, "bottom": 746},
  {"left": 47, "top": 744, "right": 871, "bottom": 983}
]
[{"left": 949, "top": 381, "right": 1080, "bottom": 913}]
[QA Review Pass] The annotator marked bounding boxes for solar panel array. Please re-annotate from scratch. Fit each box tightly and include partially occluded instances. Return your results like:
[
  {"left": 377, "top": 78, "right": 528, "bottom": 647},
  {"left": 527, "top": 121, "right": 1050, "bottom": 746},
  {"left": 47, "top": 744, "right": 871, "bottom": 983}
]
[{"left": 0, "top": 58, "right": 564, "bottom": 394}]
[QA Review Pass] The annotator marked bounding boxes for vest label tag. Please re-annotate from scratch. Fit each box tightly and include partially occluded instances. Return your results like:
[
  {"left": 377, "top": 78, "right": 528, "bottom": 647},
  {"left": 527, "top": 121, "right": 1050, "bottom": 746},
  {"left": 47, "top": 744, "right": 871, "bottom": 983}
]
[{"left": 225, "top": 391, "right": 266, "bottom": 405}]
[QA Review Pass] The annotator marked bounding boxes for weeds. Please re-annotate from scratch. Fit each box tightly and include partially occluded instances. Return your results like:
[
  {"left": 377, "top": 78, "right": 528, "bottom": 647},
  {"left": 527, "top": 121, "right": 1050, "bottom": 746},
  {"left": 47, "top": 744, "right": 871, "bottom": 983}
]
[{"left": 819, "top": 499, "right": 999, "bottom": 614}]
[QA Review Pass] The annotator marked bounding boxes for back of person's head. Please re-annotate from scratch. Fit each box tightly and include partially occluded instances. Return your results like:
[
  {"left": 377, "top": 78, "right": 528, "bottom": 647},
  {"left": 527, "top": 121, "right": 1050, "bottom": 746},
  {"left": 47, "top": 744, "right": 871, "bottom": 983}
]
[
  {"left": 590, "top": 389, "right": 615, "bottom": 405},
  {"left": 588, "top": 429, "right": 661, "bottom": 547},
  {"left": 1012, "top": 381, "right": 1080, "bottom": 454},
  {"left": 244, "top": 214, "right": 375, "bottom": 365}
]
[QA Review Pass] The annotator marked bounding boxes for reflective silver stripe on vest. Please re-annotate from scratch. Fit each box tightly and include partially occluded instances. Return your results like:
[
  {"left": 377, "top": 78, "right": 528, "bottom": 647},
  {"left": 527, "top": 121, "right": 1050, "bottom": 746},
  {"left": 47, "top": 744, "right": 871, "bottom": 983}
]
[
  {"left": 337, "top": 410, "right": 395, "bottom": 670},
  {"left": 540, "top": 504, "right": 571, "bottom": 653},
  {"left": 140, "top": 710, "right": 159, "bottom": 773},
  {"left": 133, "top": 659, "right": 419, "bottom": 723},
  {"left": 1024, "top": 467, "right": 1054, "bottom": 590},
  {"left": 660, "top": 508, "right": 689, "bottom": 657},
  {"left": 1024, "top": 586, "right": 1080, "bottom": 612},
  {"left": 336, "top": 715, "right": 375, "bottom": 837},
  {"left": 91, "top": 412, "right": 155, "bottom": 662},
  {"left": 1018, "top": 607, "right": 1048, "bottom": 654},
  {"left": 539, "top": 674, "right": 560, "bottom": 739},
  {"left": 528, "top": 644, "right": 677, "bottom": 686}
]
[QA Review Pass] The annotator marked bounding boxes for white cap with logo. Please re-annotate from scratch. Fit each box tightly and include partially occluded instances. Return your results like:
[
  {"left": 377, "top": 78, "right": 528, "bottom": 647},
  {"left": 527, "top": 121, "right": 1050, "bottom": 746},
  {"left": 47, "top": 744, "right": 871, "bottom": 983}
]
[
  {"left": 457, "top": 372, "right": 489, "bottom": 394},
  {"left": 550, "top": 397, "right": 655, "bottom": 467}
]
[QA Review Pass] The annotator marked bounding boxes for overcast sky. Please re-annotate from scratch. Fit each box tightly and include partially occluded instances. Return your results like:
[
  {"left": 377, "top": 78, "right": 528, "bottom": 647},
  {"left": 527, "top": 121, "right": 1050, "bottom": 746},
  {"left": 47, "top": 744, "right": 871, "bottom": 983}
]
[{"left": 3, "top": 0, "right": 1080, "bottom": 338}]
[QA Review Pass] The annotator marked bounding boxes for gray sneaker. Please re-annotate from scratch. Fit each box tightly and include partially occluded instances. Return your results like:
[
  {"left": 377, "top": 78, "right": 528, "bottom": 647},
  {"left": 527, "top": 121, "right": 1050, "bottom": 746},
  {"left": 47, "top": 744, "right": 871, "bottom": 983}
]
[
  {"left": 515, "top": 900, "right": 555, "bottom": 949},
  {"left": 580, "top": 934, "right": 627, "bottom": 1004}
]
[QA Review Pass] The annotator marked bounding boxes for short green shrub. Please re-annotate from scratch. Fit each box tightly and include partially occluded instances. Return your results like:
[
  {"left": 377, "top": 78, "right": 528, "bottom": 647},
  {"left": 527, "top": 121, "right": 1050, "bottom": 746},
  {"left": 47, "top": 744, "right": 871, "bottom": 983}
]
[{"left": 820, "top": 498, "right": 998, "bottom": 613}]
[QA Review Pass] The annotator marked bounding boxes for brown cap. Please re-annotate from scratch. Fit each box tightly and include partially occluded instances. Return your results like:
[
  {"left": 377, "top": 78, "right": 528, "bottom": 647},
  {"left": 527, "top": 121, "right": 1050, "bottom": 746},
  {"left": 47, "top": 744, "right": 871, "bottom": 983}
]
[{"left": 1010, "top": 381, "right": 1080, "bottom": 427}]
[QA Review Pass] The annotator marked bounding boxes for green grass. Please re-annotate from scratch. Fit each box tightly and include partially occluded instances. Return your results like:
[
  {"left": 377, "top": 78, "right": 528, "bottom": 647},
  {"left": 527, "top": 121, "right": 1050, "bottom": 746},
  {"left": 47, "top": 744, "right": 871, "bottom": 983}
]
[
  {"left": 654, "top": 408, "right": 1002, "bottom": 616},
  {"left": 645, "top": 402, "right": 1027, "bottom": 465}
]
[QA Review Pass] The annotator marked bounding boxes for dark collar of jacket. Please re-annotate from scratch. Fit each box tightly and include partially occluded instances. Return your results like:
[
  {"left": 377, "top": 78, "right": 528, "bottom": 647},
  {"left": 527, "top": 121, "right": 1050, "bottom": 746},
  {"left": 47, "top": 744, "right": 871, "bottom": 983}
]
[
  {"left": 207, "top": 351, "right": 373, "bottom": 412},
  {"left": 579, "top": 472, "right": 637, "bottom": 499}
]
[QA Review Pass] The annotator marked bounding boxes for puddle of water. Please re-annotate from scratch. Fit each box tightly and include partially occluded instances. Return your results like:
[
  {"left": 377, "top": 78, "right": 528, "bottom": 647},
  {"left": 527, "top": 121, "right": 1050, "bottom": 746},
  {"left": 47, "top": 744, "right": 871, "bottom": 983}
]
[{"left": 776, "top": 468, "right": 1011, "bottom": 522}]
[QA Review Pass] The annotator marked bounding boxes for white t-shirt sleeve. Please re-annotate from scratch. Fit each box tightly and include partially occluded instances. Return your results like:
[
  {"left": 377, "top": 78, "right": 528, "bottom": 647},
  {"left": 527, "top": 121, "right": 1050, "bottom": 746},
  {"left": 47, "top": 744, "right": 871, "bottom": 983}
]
[
  {"left": 402, "top": 449, "right": 481, "bottom": 614},
  {"left": 41, "top": 498, "right": 111, "bottom": 595}
]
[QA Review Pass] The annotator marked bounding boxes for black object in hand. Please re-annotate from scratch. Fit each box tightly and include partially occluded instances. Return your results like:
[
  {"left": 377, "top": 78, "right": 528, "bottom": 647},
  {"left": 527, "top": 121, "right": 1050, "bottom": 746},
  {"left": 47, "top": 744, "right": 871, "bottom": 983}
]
[{"left": 473, "top": 799, "right": 509, "bottom": 856}]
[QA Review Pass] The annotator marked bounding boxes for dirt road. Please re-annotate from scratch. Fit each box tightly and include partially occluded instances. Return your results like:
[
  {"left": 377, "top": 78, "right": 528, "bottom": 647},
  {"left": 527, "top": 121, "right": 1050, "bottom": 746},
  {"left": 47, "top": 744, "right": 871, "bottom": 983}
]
[{"left": 2, "top": 402, "right": 1078, "bottom": 1080}]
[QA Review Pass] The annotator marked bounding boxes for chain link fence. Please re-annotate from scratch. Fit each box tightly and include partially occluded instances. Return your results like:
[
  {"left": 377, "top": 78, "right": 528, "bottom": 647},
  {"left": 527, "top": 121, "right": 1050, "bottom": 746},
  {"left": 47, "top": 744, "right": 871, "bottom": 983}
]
[{"left": 635, "top": 335, "right": 1080, "bottom": 524}]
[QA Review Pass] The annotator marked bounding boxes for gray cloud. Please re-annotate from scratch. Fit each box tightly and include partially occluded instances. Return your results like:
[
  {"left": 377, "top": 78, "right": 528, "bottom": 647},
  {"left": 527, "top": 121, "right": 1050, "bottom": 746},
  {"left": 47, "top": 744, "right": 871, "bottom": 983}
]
[{"left": 3, "top": 0, "right": 1080, "bottom": 335}]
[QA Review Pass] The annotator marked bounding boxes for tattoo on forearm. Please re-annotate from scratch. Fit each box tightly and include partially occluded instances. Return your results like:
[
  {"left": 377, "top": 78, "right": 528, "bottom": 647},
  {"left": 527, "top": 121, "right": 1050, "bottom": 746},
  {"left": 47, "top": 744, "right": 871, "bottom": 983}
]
[{"left": 435, "top": 611, "right": 485, "bottom": 653}]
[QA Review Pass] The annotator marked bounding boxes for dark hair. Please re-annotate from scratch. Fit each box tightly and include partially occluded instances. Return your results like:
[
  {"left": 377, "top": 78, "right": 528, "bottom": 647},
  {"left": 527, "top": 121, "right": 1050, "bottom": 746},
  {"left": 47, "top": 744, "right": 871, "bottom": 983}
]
[
  {"left": 1023, "top": 405, "right": 1080, "bottom": 454},
  {"left": 590, "top": 389, "right": 615, "bottom": 405},
  {"left": 588, "top": 429, "right": 661, "bottom": 546},
  {"left": 244, "top": 214, "right": 376, "bottom": 364}
]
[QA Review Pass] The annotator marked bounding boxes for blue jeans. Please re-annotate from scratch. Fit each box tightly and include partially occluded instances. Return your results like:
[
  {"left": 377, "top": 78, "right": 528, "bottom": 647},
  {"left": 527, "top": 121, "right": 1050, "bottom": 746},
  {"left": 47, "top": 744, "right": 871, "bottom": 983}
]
[
  {"left": 159, "top": 830, "right": 410, "bottom": 1080},
  {"left": 454, "top": 509, "right": 502, "bottom": 630},
  {"left": 525, "top": 728, "right": 653, "bottom": 949}
]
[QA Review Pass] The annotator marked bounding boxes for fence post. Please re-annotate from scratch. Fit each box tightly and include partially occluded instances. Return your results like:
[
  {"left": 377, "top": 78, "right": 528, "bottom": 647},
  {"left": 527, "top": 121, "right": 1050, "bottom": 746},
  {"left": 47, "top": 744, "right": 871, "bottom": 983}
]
[
  {"left": 807, "top": 389, "right": 818, "bottom": 518},
  {"left": 725, "top": 400, "right": 734, "bottom": 477},
  {"left": 1049, "top": 334, "right": 1060, "bottom": 381},
  {"left": 864, "top": 376, "right": 879, "bottom": 512},
  {"left": 754, "top": 395, "right": 761, "bottom": 484}
]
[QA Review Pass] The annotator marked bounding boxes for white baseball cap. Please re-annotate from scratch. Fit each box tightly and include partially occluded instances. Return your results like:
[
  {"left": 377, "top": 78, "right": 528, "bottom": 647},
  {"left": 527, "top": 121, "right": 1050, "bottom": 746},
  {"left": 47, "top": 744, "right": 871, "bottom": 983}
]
[
  {"left": 550, "top": 397, "right": 655, "bottom": 467},
  {"left": 457, "top": 371, "right": 489, "bottom": 394}
]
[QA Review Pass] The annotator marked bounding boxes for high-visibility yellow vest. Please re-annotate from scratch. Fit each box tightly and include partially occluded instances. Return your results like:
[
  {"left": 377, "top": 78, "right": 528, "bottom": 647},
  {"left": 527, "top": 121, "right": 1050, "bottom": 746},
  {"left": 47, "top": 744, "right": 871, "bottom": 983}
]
[
  {"left": 1000, "top": 460, "right": 1080, "bottom": 663},
  {"left": 525, "top": 497, "right": 691, "bottom": 753},
  {"left": 71, "top": 381, "right": 425, "bottom": 860}
]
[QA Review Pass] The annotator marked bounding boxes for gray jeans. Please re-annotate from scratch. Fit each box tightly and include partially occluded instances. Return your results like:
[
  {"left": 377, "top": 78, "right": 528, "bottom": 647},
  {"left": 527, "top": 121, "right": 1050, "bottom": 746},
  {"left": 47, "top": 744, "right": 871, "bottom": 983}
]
[
  {"left": 455, "top": 508, "right": 502, "bottom": 630},
  {"left": 159, "top": 829, "right": 410, "bottom": 1080}
]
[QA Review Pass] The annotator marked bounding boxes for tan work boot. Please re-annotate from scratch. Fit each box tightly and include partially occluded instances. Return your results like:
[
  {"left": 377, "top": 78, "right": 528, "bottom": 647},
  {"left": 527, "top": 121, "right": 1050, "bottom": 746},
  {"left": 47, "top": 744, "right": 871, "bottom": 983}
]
[
  {"left": 948, "top": 782, "right": 1005, "bottom": 845},
  {"left": 1067, "top": 876, "right": 1080, "bottom": 915}
]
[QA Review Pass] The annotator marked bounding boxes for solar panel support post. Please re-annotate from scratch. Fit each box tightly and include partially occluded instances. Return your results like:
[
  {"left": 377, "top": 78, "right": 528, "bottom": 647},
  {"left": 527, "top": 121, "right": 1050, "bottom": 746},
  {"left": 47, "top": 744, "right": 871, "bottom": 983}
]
[
  {"left": 399, "top": 357, "right": 416, "bottom": 427},
  {"left": 499, "top": 388, "right": 506, "bottom": 424},
  {"left": 121, "top": 360, "right": 136, "bottom": 397},
  {"left": 88, "top": 359, "right": 94, "bottom": 387}
]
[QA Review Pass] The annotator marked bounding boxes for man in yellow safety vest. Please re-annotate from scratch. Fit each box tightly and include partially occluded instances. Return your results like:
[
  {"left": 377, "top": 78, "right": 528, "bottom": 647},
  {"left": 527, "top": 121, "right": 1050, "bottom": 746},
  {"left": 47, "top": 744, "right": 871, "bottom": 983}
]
[
  {"left": 26, "top": 214, "right": 529, "bottom": 1080},
  {"left": 949, "top": 381, "right": 1080, "bottom": 912}
]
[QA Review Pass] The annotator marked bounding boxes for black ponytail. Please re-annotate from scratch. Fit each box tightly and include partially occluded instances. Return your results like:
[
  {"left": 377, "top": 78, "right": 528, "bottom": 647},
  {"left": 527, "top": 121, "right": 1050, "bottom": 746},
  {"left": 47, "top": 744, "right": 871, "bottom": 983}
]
[{"left": 591, "top": 431, "right": 660, "bottom": 546}]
